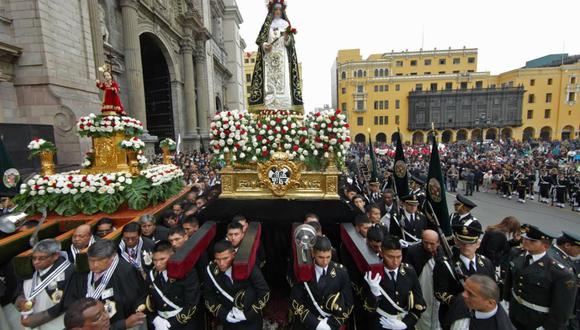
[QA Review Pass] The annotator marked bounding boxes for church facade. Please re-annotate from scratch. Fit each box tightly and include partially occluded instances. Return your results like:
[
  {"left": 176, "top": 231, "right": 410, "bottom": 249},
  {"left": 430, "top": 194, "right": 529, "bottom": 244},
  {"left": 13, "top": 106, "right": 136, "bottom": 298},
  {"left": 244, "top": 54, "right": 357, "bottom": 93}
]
[{"left": 0, "top": 0, "right": 245, "bottom": 166}]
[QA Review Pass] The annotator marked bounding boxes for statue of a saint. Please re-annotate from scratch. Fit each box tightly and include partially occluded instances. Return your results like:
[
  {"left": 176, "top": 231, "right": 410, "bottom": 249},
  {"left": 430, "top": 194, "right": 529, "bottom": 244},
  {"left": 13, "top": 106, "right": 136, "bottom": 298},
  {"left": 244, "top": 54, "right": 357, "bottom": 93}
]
[
  {"left": 96, "top": 64, "right": 125, "bottom": 116},
  {"left": 248, "top": 0, "right": 303, "bottom": 113}
]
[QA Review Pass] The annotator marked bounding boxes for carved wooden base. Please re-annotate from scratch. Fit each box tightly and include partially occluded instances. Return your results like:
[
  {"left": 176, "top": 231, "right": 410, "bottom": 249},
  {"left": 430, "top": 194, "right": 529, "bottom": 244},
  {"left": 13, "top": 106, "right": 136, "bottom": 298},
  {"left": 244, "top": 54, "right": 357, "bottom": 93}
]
[
  {"left": 220, "top": 152, "right": 340, "bottom": 200},
  {"left": 81, "top": 133, "right": 130, "bottom": 174}
]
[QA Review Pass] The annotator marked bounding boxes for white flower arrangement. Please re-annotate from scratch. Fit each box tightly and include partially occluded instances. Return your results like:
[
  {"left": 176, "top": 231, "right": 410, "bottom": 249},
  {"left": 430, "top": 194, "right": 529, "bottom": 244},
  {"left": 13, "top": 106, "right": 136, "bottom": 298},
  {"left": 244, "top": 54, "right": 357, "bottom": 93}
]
[
  {"left": 159, "top": 138, "right": 177, "bottom": 150},
  {"left": 77, "top": 115, "right": 144, "bottom": 137},
  {"left": 120, "top": 137, "right": 146, "bottom": 151},
  {"left": 27, "top": 138, "right": 49, "bottom": 150}
]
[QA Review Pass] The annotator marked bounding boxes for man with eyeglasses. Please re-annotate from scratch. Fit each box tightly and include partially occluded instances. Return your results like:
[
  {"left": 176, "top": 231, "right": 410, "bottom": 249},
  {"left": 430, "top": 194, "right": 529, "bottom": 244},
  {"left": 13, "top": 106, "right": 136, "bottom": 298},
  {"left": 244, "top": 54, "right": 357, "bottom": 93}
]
[
  {"left": 94, "top": 218, "right": 115, "bottom": 238},
  {"left": 15, "top": 239, "right": 74, "bottom": 329},
  {"left": 118, "top": 223, "right": 154, "bottom": 277}
]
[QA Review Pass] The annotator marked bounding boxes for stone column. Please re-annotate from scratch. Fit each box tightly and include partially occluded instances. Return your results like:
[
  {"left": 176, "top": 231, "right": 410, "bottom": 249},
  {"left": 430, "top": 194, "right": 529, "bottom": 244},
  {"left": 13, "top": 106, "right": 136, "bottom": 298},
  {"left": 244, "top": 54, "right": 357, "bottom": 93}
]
[
  {"left": 119, "top": 0, "right": 147, "bottom": 128},
  {"left": 194, "top": 40, "right": 210, "bottom": 135},
  {"left": 87, "top": 0, "right": 105, "bottom": 82},
  {"left": 181, "top": 38, "right": 198, "bottom": 136}
]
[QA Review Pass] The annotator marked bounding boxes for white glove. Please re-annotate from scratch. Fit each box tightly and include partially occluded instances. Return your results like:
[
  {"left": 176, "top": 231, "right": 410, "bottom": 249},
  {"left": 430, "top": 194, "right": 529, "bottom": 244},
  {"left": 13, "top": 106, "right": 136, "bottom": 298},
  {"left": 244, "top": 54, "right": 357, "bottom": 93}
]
[
  {"left": 380, "top": 316, "right": 407, "bottom": 329},
  {"left": 232, "top": 307, "right": 247, "bottom": 321},
  {"left": 399, "top": 239, "right": 410, "bottom": 248},
  {"left": 153, "top": 316, "right": 171, "bottom": 330},
  {"left": 316, "top": 318, "right": 332, "bottom": 330},
  {"left": 364, "top": 271, "right": 382, "bottom": 296},
  {"left": 226, "top": 310, "right": 242, "bottom": 324}
]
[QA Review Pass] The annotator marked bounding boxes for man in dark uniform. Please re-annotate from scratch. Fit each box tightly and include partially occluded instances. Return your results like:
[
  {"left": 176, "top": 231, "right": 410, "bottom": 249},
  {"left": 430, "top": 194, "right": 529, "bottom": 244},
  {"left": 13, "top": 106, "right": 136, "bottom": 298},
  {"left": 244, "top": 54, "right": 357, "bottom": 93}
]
[
  {"left": 146, "top": 241, "right": 201, "bottom": 329},
  {"left": 514, "top": 171, "right": 528, "bottom": 204},
  {"left": 390, "top": 194, "right": 428, "bottom": 245},
  {"left": 405, "top": 229, "right": 442, "bottom": 280},
  {"left": 556, "top": 174, "right": 569, "bottom": 208},
  {"left": 548, "top": 231, "right": 580, "bottom": 330},
  {"left": 447, "top": 275, "right": 515, "bottom": 329},
  {"left": 368, "top": 180, "right": 382, "bottom": 205},
  {"left": 118, "top": 222, "right": 155, "bottom": 277},
  {"left": 539, "top": 170, "right": 553, "bottom": 204},
  {"left": 363, "top": 237, "right": 426, "bottom": 330},
  {"left": 504, "top": 225, "right": 576, "bottom": 330},
  {"left": 433, "top": 219, "right": 495, "bottom": 329},
  {"left": 290, "top": 236, "right": 353, "bottom": 330},
  {"left": 64, "top": 239, "right": 147, "bottom": 330},
  {"left": 450, "top": 194, "right": 477, "bottom": 227},
  {"left": 203, "top": 240, "right": 270, "bottom": 330},
  {"left": 378, "top": 189, "right": 398, "bottom": 229}
]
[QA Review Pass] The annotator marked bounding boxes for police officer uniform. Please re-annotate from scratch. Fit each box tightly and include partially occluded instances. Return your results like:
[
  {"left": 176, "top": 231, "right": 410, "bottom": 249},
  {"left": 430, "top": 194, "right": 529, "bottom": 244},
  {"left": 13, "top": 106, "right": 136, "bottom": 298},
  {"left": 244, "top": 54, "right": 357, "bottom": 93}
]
[
  {"left": 446, "top": 295, "right": 515, "bottom": 330},
  {"left": 390, "top": 194, "right": 428, "bottom": 244},
  {"left": 515, "top": 171, "right": 528, "bottom": 203},
  {"left": 367, "top": 180, "right": 382, "bottom": 205},
  {"left": 146, "top": 268, "right": 202, "bottom": 329},
  {"left": 290, "top": 261, "right": 354, "bottom": 330},
  {"left": 433, "top": 220, "right": 495, "bottom": 329},
  {"left": 539, "top": 171, "right": 553, "bottom": 204},
  {"left": 203, "top": 262, "right": 270, "bottom": 330},
  {"left": 450, "top": 194, "right": 477, "bottom": 227},
  {"left": 504, "top": 225, "right": 576, "bottom": 330},
  {"left": 364, "top": 263, "right": 426, "bottom": 330},
  {"left": 548, "top": 231, "right": 580, "bottom": 330}
]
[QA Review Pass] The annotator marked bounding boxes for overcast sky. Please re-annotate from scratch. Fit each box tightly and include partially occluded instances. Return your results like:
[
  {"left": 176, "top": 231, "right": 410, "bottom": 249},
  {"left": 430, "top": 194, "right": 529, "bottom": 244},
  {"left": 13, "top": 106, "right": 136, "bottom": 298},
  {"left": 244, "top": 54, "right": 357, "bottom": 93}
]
[{"left": 237, "top": 0, "right": 580, "bottom": 110}]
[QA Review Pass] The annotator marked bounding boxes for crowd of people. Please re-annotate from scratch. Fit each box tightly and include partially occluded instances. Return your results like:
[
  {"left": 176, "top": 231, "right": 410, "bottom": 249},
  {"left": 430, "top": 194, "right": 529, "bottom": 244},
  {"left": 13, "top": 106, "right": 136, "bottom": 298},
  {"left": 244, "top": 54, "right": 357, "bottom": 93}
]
[{"left": 0, "top": 139, "right": 579, "bottom": 330}]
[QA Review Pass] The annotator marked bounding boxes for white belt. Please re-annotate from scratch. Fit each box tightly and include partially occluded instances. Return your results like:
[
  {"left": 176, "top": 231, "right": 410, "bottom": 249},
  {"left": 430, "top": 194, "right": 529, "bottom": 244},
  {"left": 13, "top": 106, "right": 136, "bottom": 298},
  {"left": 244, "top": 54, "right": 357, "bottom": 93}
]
[
  {"left": 512, "top": 290, "right": 550, "bottom": 313},
  {"left": 158, "top": 308, "right": 182, "bottom": 319},
  {"left": 376, "top": 307, "right": 406, "bottom": 320}
]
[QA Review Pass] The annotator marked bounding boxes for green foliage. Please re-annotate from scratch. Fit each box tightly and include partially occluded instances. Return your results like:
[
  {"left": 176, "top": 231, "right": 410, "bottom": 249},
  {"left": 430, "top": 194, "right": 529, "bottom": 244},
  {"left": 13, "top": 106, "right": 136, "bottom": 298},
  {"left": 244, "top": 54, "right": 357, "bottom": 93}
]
[{"left": 124, "top": 176, "right": 149, "bottom": 210}]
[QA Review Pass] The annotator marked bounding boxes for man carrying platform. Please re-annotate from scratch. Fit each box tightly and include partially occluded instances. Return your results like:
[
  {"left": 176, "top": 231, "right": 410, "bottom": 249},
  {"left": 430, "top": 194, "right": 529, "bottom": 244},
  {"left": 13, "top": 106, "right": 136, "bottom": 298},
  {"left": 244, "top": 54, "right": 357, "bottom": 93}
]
[
  {"left": 69, "top": 224, "right": 96, "bottom": 263},
  {"left": 290, "top": 236, "right": 353, "bottom": 330},
  {"left": 65, "top": 239, "right": 147, "bottom": 330},
  {"left": 203, "top": 240, "right": 270, "bottom": 330},
  {"left": 449, "top": 194, "right": 477, "bottom": 227},
  {"left": 363, "top": 237, "right": 426, "bottom": 330},
  {"left": 145, "top": 241, "right": 201, "bottom": 329},
  {"left": 390, "top": 194, "right": 427, "bottom": 245},
  {"left": 118, "top": 223, "right": 155, "bottom": 277},
  {"left": 16, "top": 239, "right": 74, "bottom": 329},
  {"left": 139, "top": 215, "right": 169, "bottom": 243}
]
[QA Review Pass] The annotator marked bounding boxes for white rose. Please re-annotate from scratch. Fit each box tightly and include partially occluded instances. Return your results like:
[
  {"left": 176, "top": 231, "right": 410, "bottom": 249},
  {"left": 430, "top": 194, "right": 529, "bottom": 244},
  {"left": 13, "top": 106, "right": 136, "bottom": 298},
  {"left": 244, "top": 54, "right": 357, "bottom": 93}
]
[
  {"left": 107, "top": 188, "right": 115, "bottom": 194},
  {"left": 313, "top": 150, "right": 319, "bottom": 156},
  {"left": 252, "top": 156, "right": 258, "bottom": 162}
]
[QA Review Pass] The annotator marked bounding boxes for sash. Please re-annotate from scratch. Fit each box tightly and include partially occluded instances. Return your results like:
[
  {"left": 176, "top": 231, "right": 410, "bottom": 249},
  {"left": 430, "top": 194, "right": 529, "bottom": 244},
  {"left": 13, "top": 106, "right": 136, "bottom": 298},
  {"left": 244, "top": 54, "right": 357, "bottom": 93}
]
[
  {"left": 27, "top": 259, "right": 71, "bottom": 301},
  {"left": 86, "top": 255, "right": 119, "bottom": 299},
  {"left": 149, "top": 270, "right": 182, "bottom": 317},
  {"left": 206, "top": 265, "right": 234, "bottom": 302},
  {"left": 70, "top": 236, "right": 95, "bottom": 262},
  {"left": 119, "top": 238, "right": 143, "bottom": 269},
  {"left": 303, "top": 282, "right": 331, "bottom": 318},
  {"left": 378, "top": 286, "right": 406, "bottom": 314}
]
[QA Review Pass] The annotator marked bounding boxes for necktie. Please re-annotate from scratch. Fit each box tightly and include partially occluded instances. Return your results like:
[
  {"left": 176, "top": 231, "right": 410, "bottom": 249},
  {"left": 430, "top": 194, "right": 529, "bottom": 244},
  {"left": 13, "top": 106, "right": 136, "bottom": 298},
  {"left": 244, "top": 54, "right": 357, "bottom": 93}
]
[
  {"left": 318, "top": 269, "right": 327, "bottom": 292},
  {"left": 389, "top": 271, "right": 396, "bottom": 282},
  {"left": 468, "top": 261, "right": 476, "bottom": 274},
  {"left": 129, "top": 248, "right": 136, "bottom": 259},
  {"left": 525, "top": 255, "right": 533, "bottom": 267}
]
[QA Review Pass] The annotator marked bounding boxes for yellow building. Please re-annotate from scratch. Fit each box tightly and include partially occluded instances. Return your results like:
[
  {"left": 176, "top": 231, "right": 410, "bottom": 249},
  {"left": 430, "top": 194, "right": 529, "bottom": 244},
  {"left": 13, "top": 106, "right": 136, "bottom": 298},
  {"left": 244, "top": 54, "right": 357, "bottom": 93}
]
[
  {"left": 243, "top": 51, "right": 302, "bottom": 110},
  {"left": 332, "top": 48, "right": 580, "bottom": 144}
]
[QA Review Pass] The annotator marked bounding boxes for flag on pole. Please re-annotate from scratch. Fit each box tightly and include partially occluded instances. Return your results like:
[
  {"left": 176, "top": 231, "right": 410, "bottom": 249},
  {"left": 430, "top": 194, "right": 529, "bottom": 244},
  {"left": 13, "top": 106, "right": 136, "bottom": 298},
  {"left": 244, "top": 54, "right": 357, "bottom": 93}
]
[
  {"left": 367, "top": 132, "right": 378, "bottom": 183},
  {"left": 393, "top": 131, "right": 410, "bottom": 199},
  {"left": 426, "top": 134, "right": 452, "bottom": 236},
  {"left": 176, "top": 134, "right": 182, "bottom": 154}
]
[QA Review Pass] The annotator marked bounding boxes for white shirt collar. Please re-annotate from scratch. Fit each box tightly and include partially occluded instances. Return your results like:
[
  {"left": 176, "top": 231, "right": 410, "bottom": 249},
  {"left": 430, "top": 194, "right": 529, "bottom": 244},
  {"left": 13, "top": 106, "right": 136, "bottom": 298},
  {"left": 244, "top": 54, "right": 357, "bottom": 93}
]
[
  {"left": 162, "top": 270, "right": 168, "bottom": 282},
  {"left": 460, "top": 254, "right": 477, "bottom": 271},
  {"left": 315, "top": 264, "right": 328, "bottom": 281},
  {"left": 384, "top": 267, "right": 399, "bottom": 281},
  {"left": 224, "top": 267, "right": 233, "bottom": 281},
  {"left": 474, "top": 305, "right": 498, "bottom": 319},
  {"left": 404, "top": 210, "right": 415, "bottom": 220},
  {"left": 554, "top": 245, "right": 570, "bottom": 258},
  {"left": 459, "top": 213, "right": 471, "bottom": 220},
  {"left": 526, "top": 251, "right": 546, "bottom": 263},
  {"left": 39, "top": 265, "right": 53, "bottom": 277}
]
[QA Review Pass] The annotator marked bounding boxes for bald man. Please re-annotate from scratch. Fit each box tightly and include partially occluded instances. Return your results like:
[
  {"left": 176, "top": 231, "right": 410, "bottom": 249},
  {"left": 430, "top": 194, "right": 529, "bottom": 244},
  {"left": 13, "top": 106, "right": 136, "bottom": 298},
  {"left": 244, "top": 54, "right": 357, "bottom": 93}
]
[
  {"left": 405, "top": 230, "right": 444, "bottom": 330},
  {"left": 68, "top": 224, "right": 96, "bottom": 263}
]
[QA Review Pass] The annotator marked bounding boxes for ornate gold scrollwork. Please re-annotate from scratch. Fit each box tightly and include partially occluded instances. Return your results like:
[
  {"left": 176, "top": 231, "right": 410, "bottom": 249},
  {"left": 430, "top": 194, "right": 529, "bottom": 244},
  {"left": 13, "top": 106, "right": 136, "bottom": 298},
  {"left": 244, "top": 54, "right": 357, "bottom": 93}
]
[{"left": 257, "top": 151, "right": 301, "bottom": 197}]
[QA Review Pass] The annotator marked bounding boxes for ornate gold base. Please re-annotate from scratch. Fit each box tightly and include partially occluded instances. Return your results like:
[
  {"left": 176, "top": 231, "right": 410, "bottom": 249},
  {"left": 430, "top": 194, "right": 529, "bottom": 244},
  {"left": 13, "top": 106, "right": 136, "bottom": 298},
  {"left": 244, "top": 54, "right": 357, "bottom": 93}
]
[
  {"left": 81, "top": 133, "right": 130, "bottom": 174},
  {"left": 220, "top": 152, "right": 339, "bottom": 200}
]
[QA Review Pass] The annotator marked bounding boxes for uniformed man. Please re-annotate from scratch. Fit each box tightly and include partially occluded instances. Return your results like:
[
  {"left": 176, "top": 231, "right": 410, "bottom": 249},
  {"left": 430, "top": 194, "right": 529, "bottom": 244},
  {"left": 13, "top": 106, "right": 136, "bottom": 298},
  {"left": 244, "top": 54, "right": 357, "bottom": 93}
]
[
  {"left": 378, "top": 189, "right": 398, "bottom": 229},
  {"left": 290, "top": 236, "right": 353, "bottom": 330},
  {"left": 145, "top": 241, "right": 201, "bottom": 329},
  {"left": 447, "top": 275, "right": 515, "bottom": 330},
  {"left": 548, "top": 231, "right": 580, "bottom": 329},
  {"left": 226, "top": 221, "right": 266, "bottom": 268},
  {"left": 118, "top": 223, "right": 155, "bottom": 277},
  {"left": 368, "top": 180, "right": 382, "bottom": 205},
  {"left": 556, "top": 174, "right": 569, "bottom": 208},
  {"left": 363, "top": 237, "right": 426, "bottom": 330},
  {"left": 69, "top": 224, "right": 96, "bottom": 263},
  {"left": 167, "top": 227, "right": 188, "bottom": 251},
  {"left": 433, "top": 219, "right": 494, "bottom": 329},
  {"left": 500, "top": 170, "right": 512, "bottom": 199},
  {"left": 538, "top": 170, "right": 553, "bottom": 204},
  {"left": 15, "top": 239, "right": 74, "bottom": 329},
  {"left": 139, "top": 215, "right": 169, "bottom": 243},
  {"left": 514, "top": 171, "right": 527, "bottom": 204},
  {"left": 354, "top": 214, "right": 372, "bottom": 239},
  {"left": 504, "top": 225, "right": 576, "bottom": 330},
  {"left": 203, "top": 240, "right": 270, "bottom": 330},
  {"left": 450, "top": 194, "right": 477, "bottom": 227},
  {"left": 390, "top": 194, "right": 427, "bottom": 245},
  {"left": 182, "top": 216, "right": 200, "bottom": 238},
  {"left": 64, "top": 239, "right": 147, "bottom": 330}
]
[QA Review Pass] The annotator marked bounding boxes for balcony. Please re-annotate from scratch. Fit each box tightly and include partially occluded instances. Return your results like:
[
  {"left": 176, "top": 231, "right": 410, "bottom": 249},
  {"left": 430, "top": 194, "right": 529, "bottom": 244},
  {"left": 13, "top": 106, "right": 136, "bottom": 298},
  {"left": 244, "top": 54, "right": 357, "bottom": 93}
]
[
  {"left": 354, "top": 108, "right": 367, "bottom": 113},
  {"left": 210, "top": 38, "right": 228, "bottom": 69}
]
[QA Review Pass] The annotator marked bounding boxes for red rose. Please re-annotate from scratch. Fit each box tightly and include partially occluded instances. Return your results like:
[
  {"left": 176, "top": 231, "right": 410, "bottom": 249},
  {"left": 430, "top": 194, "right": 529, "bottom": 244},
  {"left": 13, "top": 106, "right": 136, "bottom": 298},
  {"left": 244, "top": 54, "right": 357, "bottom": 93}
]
[
  {"left": 293, "top": 145, "right": 299, "bottom": 151},
  {"left": 291, "top": 28, "right": 297, "bottom": 34},
  {"left": 275, "top": 117, "right": 282, "bottom": 123},
  {"left": 336, "top": 109, "right": 342, "bottom": 114},
  {"left": 257, "top": 135, "right": 263, "bottom": 141},
  {"left": 262, "top": 150, "right": 269, "bottom": 157},
  {"left": 79, "top": 124, "right": 85, "bottom": 130},
  {"left": 344, "top": 124, "right": 350, "bottom": 128},
  {"left": 67, "top": 183, "right": 74, "bottom": 189},
  {"left": 346, "top": 137, "right": 351, "bottom": 142},
  {"left": 68, "top": 176, "right": 73, "bottom": 181},
  {"left": 330, "top": 116, "right": 336, "bottom": 121}
]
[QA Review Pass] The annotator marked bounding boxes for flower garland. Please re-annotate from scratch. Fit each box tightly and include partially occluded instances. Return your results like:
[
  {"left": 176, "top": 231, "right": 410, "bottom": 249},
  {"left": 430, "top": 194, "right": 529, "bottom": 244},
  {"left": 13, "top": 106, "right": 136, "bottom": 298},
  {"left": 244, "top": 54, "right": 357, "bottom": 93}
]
[
  {"left": 82, "top": 151, "right": 95, "bottom": 168},
  {"left": 77, "top": 114, "right": 144, "bottom": 138},
  {"left": 306, "top": 108, "right": 351, "bottom": 159},
  {"left": 120, "top": 137, "right": 145, "bottom": 151},
  {"left": 13, "top": 164, "right": 184, "bottom": 216},
  {"left": 159, "top": 138, "right": 177, "bottom": 151},
  {"left": 210, "top": 110, "right": 250, "bottom": 162},
  {"left": 27, "top": 138, "right": 57, "bottom": 158}
]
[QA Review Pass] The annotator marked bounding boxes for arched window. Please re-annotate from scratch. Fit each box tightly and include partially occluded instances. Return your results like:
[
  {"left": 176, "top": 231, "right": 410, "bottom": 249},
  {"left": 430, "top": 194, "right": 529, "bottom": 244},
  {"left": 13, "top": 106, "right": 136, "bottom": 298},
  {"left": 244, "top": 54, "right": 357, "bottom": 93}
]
[
  {"left": 341, "top": 71, "right": 346, "bottom": 80},
  {"left": 363, "top": 71, "right": 367, "bottom": 77},
  {"left": 374, "top": 69, "right": 379, "bottom": 77},
  {"left": 357, "top": 69, "right": 363, "bottom": 77},
  {"left": 379, "top": 69, "right": 384, "bottom": 76},
  {"left": 384, "top": 69, "right": 389, "bottom": 76}
]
